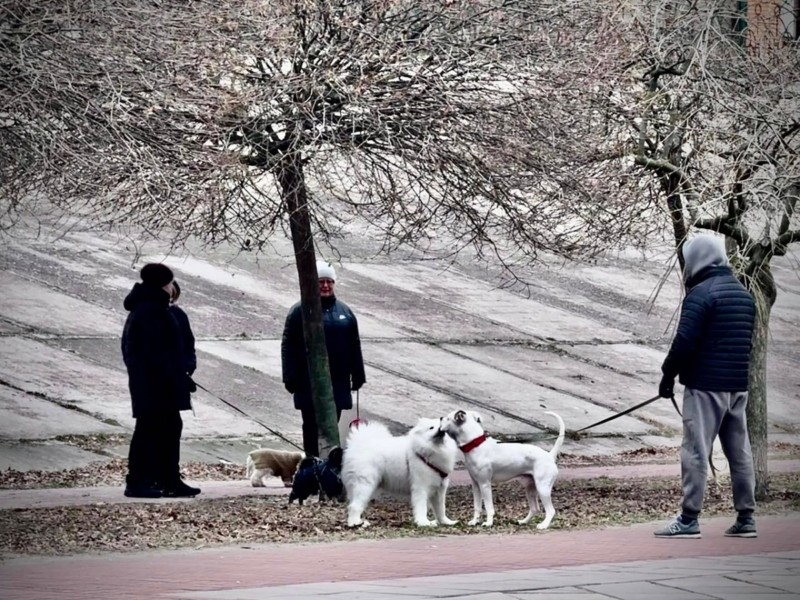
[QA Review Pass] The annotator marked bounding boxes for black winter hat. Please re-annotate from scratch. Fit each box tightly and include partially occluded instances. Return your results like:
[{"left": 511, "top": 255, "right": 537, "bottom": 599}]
[{"left": 140, "top": 263, "right": 174, "bottom": 288}]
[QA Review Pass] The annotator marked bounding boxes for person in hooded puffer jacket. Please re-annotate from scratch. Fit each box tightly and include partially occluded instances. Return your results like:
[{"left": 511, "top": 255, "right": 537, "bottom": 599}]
[
  {"left": 121, "top": 263, "right": 200, "bottom": 499},
  {"left": 654, "top": 235, "right": 757, "bottom": 539}
]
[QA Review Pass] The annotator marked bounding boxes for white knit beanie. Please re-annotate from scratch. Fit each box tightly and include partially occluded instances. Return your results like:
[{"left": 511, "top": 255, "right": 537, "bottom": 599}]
[{"left": 316, "top": 260, "right": 336, "bottom": 281}]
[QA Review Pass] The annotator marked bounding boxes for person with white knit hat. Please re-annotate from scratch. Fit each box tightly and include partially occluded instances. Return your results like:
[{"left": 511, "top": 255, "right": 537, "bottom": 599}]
[{"left": 281, "top": 259, "right": 366, "bottom": 457}]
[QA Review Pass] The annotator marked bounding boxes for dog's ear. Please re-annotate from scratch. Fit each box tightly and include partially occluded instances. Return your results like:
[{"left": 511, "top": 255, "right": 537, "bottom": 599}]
[{"left": 454, "top": 410, "right": 466, "bottom": 424}]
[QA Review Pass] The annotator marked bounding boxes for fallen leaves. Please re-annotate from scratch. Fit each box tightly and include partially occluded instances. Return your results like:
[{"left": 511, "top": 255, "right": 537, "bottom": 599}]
[{"left": 1, "top": 474, "right": 798, "bottom": 558}]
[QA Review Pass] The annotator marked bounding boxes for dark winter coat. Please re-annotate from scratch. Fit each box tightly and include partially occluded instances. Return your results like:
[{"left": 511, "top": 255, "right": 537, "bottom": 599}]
[
  {"left": 122, "top": 283, "right": 192, "bottom": 417},
  {"left": 661, "top": 238, "right": 756, "bottom": 392},
  {"left": 281, "top": 296, "right": 366, "bottom": 411},
  {"left": 169, "top": 304, "right": 197, "bottom": 376}
]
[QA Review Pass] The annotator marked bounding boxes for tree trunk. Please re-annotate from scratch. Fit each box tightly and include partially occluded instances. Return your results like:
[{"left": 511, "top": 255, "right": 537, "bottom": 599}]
[
  {"left": 744, "top": 258, "right": 776, "bottom": 501},
  {"left": 664, "top": 180, "right": 687, "bottom": 271},
  {"left": 747, "top": 295, "right": 770, "bottom": 500},
  {"left": 276, "top": 155, "right": 340, "bottom": 455}
]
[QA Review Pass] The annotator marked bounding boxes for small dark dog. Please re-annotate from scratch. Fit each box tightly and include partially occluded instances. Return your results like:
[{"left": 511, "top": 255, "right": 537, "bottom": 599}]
[{"left": 288, "top": 447, "right": 345, "bottom": 505}]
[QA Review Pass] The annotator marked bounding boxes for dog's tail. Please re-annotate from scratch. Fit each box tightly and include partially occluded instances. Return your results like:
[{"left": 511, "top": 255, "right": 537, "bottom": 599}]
[
  {"left": 245, "top": 454, "right": 255, "bottom": 479},
  {"left": 544, "top": 411, "right": 566, "bottom": 459}
]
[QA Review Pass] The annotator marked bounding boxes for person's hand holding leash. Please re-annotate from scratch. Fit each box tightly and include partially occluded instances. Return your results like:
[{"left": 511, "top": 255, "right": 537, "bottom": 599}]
[{"left": 659, "top": 373, "right": 675, "bottom": 399}]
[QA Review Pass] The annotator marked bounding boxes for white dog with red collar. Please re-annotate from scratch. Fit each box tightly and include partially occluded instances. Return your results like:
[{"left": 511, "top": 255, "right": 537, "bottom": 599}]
[
  {"left": 341, "top": 418, "right": 459, "bottom": 528},
  {"left": 439, "top": 409, "right": 565, "bottom": 529}
]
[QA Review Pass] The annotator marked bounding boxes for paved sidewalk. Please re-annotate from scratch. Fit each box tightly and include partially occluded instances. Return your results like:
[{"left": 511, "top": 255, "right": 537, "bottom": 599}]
[
  {"left": 1, "top": 515, "right": 799, "bottom": 600},
  {"left": 178, "top": 551, "right": 800, "bottom": 600}
]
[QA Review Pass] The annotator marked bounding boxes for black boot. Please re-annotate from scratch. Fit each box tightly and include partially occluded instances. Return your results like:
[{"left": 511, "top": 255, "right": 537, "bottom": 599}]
[
  {"left": 162, "top": 478, "right": 201, "bottom": 498},
  {"left": 124, "top": 481, "right": 163, "bottom": 498}
]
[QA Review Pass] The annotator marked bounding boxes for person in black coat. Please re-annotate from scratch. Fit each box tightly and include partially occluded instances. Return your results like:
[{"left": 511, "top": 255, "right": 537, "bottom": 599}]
[
  {"left": 169, "top": 281, "right": 197, "bottom": 382},
  {"left": 121, "top": 264, "right": 200, "bottom": 498},
  {"left": 281, "top": 260, "right": 366, "bottom": 457},
  {"left": 654, "top": 235, "right": 756, "bottom": 539}
]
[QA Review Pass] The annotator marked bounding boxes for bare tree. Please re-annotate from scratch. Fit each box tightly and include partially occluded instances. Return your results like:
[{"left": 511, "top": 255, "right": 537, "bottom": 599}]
[
  {"left": 599, "top": 0, "right": 800, "bottom": 498},
  {"left": 1, "top": 0, "right": 662, "bottom": 450}
]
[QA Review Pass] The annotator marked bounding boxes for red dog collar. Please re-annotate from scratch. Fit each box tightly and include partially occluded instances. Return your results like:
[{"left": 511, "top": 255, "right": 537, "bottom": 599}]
[
  {"left": 415, "top": 453, "right": 449, "bottom": 479},
  {"left": 460, "top": 434, "right": 488, "bottom": 454}
]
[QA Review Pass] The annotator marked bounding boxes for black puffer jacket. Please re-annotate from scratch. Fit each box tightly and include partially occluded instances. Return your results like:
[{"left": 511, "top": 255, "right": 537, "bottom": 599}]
[
  {"left": 281, "top": 296, "right": 366, "bottom": 410},
  {"left": 662, "top": 236, "right": 756, "bottom": 392},
  {"left": 121, "top": 283, "right": 192, "bottom": 417}
]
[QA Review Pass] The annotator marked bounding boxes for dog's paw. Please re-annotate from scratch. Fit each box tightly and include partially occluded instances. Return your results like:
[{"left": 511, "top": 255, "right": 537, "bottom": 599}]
[
  {"left": 347, "top": 518, "right": 371, "bottom": 528},
  {"left": 481, "top": 520, "right": 494, "bottom": 528},
  {"left": 536, "top": 522, "right": 550, "bottom": 530},
  {"left": 439, "top": 518, "right": 459, "bottom": 526},
  {"left": 414, "top": 519, "right": 437, "bottom": 527},
  {"left": 467, "top": 518, "right": 481, "bottom": 526}
]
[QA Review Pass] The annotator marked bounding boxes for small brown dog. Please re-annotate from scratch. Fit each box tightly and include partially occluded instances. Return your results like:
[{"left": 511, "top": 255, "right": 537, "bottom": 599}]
[{"left": 246, "top": 448, "right": 305, "bottom": 488}]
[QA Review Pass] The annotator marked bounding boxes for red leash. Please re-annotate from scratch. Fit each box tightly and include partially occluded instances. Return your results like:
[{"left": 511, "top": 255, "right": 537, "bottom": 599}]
[{"left": 349, "top": 389, "right": 368, "bottom": 429}]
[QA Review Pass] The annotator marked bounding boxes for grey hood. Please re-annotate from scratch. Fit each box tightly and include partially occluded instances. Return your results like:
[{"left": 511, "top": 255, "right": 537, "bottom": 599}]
[{"left": 682, "top": 235, "right": 729, "bottom": 282}]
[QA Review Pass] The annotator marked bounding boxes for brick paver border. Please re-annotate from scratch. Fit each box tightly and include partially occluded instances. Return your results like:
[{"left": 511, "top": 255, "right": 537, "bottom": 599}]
[{"left": 1, "top": 514, "right": 799, "bottom": 600}]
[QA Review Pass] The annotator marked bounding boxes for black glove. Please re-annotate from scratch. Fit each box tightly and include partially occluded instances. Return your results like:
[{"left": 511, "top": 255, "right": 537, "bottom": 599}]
[
  {"left": 284, "top": 381, "right": 296, "bottom": 394},
  {"left": 658, "top": 374, "right": 675, "bottom": 399},
  {"left": 187, "top": 375, "right": 197, "bottom": 394},
  {"left": 351, "top": 378, "right": 364, "bottom": 392}
]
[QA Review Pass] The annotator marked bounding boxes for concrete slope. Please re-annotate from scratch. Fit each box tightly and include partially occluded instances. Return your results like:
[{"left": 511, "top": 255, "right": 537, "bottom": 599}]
[{"left": 0, "top": 219, "right": 797, "bottom": 470}]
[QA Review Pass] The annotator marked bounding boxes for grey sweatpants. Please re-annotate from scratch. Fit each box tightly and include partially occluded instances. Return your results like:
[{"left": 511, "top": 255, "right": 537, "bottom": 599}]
[{"left": 680, "top": 388, "right": 756, "bottom": 520}]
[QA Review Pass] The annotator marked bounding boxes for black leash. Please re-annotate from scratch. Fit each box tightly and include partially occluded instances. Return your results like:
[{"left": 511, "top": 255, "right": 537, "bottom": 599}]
[
  {"left": 193, "top": 381, "right": 305, "bottom": 451},
  {"left": 576, "top": 394, "right": 682, "bottom": 434}
]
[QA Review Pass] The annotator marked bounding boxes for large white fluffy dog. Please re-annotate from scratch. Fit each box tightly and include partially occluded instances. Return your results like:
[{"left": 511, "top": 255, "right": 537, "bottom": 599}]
[
  {"left": 440, "top": 409, "right": 565, "bottom": 529},
  {"left": 341, "top": 418, "right": 459, "bottom": 528}
]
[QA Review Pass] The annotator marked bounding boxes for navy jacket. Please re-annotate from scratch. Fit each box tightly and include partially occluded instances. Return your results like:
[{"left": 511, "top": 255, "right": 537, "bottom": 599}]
[
  {"left": 662, "top": 265, "right": 755, "bottom": 392},
  {"left": 281, "top": 296, "right": 366, "bottom": 410},
  {"left": 121, "top": 283, "right": 192, "bottom": 417}
]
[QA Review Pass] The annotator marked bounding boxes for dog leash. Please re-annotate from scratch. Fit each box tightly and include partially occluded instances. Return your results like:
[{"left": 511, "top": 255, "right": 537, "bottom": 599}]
[
  {"left": 575, "top": 394, "right": 681, "bottom": 434},
  {"left": 193, "top": 380, "right": 305, "bottom": 451},
  {"left": 350, "top": 388, "right": 368, "bottom": 429}
]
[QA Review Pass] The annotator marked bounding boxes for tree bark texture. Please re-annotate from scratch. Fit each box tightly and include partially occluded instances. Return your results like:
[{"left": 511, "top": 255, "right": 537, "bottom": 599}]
[
  {"left": 744, "top": 259, "right": 776, "bottom": 501},
  {"left": 277, "top": 156, "right": 340, "bottom": 454},
  {"left": 665, "top": 188, "right": 688, "bottom": 271}
]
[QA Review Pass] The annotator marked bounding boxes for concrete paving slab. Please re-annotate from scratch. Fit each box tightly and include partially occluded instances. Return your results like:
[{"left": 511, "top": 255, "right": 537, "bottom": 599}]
[
  {"left": 0, "top": 479, "right": 286, "bottom": 510},
  {"left": 0, "top": 336, "right": 133, "bottom": 426},
  {"left": 441, "top": 343, "right": 681, "bottom": 431},
  {"left": 566, "top": 263, "right": 684, "bottom": 311},
  {"left": 367, "top": 341, "right": 653, "bottom": 435},
  {"left": 196, "top": 339, "right": 282, "bottom": 378},
  {"left": 169, "top": 255, "right": 406, "bottom": 340},
  {"left": 346, "top": 263, "right": 634, "bottom": 343},
  {"left": 341, "top": 273, "right": 534, "bottom": 343},
  {"left": 512, "top": 594, "right": 614, "bottom": 599},
  {"left": 0, "top": 270, "right": 123, "bottom": 336},
  {"left": 557, "top": 342, "right": 668, "bottom": 379},
  {"left": 197, "top": 338, "right": 532, "bottom": 435},
  {"left": 0, "top": 337, "right": 263, "bottom": 438},
  {"left": 656, "top": 573, "right": 800, "bottom": 596},
  {"left": 739, "top": 574, "right": 800, "bottom": 593},
  {"left": 0, "top": 386, "right": 123, "bottom": 439},
  {"left": 0, "top": 440, "right": 107, "bottom": 471},
  {"left": 581, "top": 580, "right": 726, "bottom": 599},
  {"left": 0, "top": 318, "right": 29, "bottom": 334}
]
